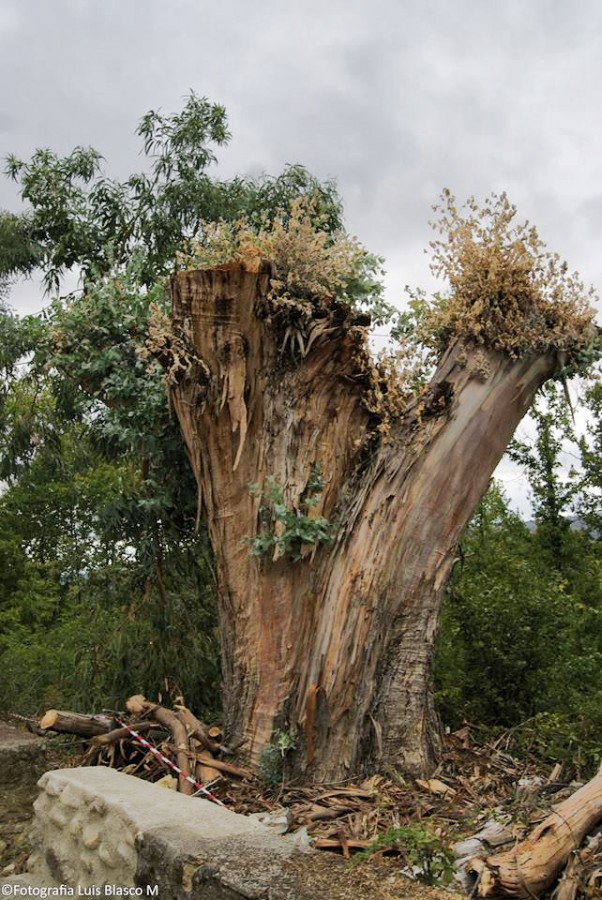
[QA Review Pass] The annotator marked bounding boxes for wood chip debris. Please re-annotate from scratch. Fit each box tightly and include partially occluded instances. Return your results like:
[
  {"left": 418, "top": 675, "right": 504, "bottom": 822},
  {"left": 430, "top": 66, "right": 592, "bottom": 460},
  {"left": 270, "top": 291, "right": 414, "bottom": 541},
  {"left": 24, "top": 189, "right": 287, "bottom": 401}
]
[{"left": 20, "top": 708, "right": 602, "bottom": 898}]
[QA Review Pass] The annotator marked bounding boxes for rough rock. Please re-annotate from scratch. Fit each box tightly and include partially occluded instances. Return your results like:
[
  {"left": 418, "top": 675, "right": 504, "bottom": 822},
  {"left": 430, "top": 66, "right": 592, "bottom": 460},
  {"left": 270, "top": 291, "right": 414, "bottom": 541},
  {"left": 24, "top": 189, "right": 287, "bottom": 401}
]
[{"left": 0, "top": 723, "right": 47, "bottom": 790}]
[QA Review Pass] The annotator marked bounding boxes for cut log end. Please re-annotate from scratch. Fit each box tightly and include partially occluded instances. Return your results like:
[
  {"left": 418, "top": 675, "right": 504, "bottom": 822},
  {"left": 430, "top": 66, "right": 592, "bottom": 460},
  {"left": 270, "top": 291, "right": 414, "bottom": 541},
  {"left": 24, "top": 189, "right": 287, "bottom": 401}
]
[
  {"left": 125, "top": 694, "right": 149, "bottom": 716},
  {"left": 39, "top": 710, "right": 114, "bottom": 737}
]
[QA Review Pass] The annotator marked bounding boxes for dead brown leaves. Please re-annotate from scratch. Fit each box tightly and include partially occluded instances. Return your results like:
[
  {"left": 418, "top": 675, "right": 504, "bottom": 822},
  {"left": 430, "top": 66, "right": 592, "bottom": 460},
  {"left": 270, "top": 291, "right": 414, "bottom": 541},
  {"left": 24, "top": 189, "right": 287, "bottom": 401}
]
[{"left": 426, "top": 191, "right": 598, "bottom": 360}]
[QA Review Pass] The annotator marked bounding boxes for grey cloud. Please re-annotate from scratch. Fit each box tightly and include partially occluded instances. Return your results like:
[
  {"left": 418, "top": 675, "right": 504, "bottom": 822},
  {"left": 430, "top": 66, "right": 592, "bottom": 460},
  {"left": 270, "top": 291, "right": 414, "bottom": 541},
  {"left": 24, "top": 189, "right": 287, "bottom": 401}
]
[
  {"left": 0, "top": 111, "right": 18, "bottom": 134},
  {"left": 0, "top": 0, "right": 601, "bottom": 312}
]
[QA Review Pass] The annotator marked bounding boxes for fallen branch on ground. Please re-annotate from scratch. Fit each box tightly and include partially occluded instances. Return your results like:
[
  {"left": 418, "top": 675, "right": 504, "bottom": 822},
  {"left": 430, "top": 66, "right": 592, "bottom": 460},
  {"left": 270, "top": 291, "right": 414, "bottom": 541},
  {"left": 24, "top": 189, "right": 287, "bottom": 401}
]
[{"left": 467, "top": 764, "right": 602, "bottom": 898}]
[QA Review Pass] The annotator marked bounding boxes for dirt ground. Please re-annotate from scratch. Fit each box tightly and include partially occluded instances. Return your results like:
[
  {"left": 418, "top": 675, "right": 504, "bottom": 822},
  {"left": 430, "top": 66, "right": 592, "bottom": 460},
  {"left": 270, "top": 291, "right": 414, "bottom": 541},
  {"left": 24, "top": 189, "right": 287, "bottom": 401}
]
[
  {"left": 0, "top": 723, "right": 45, "bottom": 874},
  {"left": 279, "top": 852, "right": 455, "bottom": 899},
  {"left": 0, "top": 780, "right": 36, "bottom": 873}
]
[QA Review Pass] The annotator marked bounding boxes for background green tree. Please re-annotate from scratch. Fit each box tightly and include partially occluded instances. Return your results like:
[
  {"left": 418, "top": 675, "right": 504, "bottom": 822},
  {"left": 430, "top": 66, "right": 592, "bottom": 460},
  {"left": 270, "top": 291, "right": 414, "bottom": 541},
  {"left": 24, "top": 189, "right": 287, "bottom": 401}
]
[
  {"left": 435, "top": 469, "right": 602, "bottom": 771},
  {"left": 0, "top": 93, "right": 384, "bottom": 718}
]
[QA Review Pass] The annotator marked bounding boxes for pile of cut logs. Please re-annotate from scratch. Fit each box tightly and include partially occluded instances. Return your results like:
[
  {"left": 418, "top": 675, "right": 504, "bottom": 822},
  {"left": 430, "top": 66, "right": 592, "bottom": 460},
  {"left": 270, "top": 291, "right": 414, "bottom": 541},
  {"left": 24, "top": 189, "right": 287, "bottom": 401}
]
[{"left": 37, "top": 695, "right": 250, "bottom": 797}]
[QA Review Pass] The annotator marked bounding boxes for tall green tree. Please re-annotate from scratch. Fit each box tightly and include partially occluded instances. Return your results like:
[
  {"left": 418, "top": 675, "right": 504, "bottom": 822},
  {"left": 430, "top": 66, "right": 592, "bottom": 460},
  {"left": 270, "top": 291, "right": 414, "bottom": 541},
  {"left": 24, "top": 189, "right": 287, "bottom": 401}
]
[
  {"left": 579, "top": 379, "right": 602, "bottom": 534},
  {"left": 0, "top": 378, "right": 220, "bottom": 715},
  {"left": 5, "top": 92, "right": 381, "bottom": 295},
  {"left": 508, "top": 390, "right": 602, "bottom": 607},
  {"left": 509, "top": 394, "right": 578, "bottom": 566},
  {"left": 0, "top": 210, "right": 41, "bottom": 291},
  {"left": 435, "top": 483, "right": 602, "bottom": 730}
]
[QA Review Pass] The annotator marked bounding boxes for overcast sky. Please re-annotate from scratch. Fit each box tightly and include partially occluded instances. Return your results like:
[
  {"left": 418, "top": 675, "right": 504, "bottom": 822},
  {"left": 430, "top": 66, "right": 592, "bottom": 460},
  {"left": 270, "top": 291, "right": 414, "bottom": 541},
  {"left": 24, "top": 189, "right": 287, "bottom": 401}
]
[{"left": 1, "top": 0, "right": 601, "bottom": 509}]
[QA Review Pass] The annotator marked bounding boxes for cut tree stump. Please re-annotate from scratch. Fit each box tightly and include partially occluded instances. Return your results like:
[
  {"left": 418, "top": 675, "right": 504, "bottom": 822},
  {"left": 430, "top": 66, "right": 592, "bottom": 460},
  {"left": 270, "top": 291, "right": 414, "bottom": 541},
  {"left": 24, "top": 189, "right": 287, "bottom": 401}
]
[{"left": 467, "top": 765, "right": 602, "bottom": 897}]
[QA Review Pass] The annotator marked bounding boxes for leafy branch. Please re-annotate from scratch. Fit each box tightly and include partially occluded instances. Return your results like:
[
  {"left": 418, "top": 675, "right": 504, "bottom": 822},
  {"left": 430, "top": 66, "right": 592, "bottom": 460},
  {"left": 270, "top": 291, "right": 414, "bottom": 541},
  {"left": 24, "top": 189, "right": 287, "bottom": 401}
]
[
  {"left": 248, "top": 464, "right": 335, "bottom": 562},
  {"left": 349, "top": 824, "right": 455, "bottom": 887}
]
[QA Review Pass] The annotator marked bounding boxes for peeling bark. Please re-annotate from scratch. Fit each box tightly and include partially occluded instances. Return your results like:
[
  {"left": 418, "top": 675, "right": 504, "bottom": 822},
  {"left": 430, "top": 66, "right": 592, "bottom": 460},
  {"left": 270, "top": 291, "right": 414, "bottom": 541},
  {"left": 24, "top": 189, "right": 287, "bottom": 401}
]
[{"left": 153, "top": 262, "right": 562, "bottom": 780}]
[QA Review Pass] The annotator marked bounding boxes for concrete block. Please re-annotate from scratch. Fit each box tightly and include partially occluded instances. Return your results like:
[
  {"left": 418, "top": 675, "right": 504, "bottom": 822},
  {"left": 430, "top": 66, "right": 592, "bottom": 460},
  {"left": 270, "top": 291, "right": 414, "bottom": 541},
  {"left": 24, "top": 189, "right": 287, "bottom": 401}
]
[{"left": 28, "top": 767, "right": 280, "bottom": 891}]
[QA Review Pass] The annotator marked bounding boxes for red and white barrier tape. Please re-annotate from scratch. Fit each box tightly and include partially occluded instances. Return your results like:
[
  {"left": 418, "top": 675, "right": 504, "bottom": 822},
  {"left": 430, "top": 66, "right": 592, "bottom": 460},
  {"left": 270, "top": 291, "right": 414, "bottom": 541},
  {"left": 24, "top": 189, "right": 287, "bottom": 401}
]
[{"left": 115, "top": 717, "right": 225, "bottom": 806}]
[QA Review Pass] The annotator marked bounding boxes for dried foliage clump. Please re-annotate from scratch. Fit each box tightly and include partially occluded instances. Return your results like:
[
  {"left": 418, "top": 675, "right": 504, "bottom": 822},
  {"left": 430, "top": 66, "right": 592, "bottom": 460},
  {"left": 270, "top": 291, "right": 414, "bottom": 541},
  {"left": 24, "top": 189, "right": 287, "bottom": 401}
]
[
  {"left": 364, "top": 340, "right": 433, "bottom": 439},
  {"left": 144, "top": 304, "right": 209, "bottom": 387},
  {"left": 159, "top": 190, "right": 600, "bottom": 438},
  {"left": 179, "top": 197, "right": 378, "bottom": 313},
  {"left": 424, "top": 190, "right": 598, "bottom": 359}
]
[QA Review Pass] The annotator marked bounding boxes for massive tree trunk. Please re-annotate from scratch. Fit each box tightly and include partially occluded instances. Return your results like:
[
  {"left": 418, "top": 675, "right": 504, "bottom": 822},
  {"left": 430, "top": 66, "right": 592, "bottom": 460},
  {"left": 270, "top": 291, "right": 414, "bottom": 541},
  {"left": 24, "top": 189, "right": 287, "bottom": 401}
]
[{"left": 150, "top": 260, "right": 562, "bottom": 780}]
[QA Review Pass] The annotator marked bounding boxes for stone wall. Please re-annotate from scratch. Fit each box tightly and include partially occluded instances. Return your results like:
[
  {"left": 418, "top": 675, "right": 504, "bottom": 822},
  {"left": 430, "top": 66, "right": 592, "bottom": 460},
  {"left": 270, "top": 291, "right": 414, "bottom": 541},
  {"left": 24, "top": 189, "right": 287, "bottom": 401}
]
[
  {"left": 1, "top": 766, "right": 449, "bottom": 899},
  {"left": 3, "top": 768, "right": 353, "bottom": 898},
  {"left": 26, "top": 768, "right": 292, "bottom": 894},
  {"left": 0, "top": 725, "right": 47, "bottom": 791}
]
